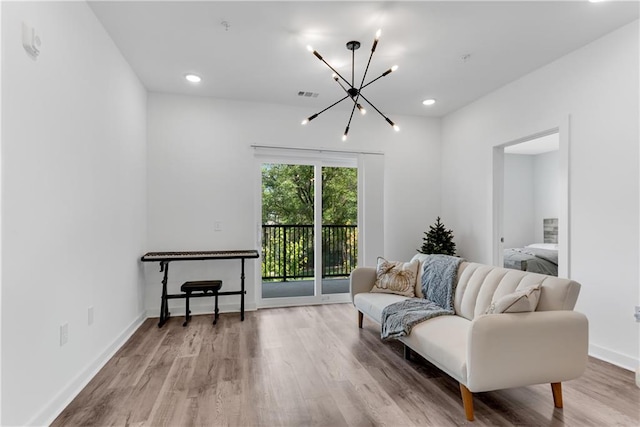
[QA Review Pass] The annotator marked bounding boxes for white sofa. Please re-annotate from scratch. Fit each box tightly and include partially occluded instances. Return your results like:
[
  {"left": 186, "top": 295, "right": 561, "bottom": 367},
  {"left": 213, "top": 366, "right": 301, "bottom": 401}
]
[{"left": 350, "top": 254, "right": 588, "bottom": 421}]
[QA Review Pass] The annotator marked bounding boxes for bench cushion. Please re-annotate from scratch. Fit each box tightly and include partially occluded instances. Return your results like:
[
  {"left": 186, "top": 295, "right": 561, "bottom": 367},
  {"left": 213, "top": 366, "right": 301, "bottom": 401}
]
[{"left": 181, "top": 280, "right": 222, "bottom": 293}]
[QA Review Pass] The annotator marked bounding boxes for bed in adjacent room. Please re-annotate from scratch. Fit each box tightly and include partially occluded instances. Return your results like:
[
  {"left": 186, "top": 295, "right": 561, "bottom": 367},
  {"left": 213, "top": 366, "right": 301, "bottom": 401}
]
[
  {"left": 503, "top": 218, "right": 559, "bottom": 276},
  {"left": 503, "top": 243, "right": 558, "bottom": 276}
]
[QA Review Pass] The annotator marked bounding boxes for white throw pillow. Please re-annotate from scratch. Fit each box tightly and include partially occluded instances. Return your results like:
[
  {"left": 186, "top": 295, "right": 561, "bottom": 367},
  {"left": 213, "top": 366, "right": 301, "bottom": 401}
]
[
  {"left": 485, "top": 284, "right": 542, "bottom": 314},
  {"left": 371, "top": 257, "right": 419, "bottom": 297}
]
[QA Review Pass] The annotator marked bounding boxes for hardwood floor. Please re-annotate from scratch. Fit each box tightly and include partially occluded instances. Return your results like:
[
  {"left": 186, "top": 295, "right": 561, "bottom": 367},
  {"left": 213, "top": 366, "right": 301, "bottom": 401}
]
[{"left": 53, "top": 304, "right": 640, "bottom": 426}]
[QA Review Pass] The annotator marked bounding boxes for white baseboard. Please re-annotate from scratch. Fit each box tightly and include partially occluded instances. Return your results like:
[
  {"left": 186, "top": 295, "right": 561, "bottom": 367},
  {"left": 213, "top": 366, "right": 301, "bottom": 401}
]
[
  {"left": 258, "top": 293, "right": 352, "bottom": 309},
  {"left": 28, "top": 312, "right": 147, "bottom": 427},
  {"left": 589, "top": 343, "right": 638, "bottom": 372}
]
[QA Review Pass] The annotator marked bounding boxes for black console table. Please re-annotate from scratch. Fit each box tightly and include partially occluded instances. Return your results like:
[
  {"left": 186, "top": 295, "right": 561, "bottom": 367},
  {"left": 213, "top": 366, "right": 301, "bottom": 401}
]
[{"left": 140, "top": 250, "right": 260, "bottom": 327}]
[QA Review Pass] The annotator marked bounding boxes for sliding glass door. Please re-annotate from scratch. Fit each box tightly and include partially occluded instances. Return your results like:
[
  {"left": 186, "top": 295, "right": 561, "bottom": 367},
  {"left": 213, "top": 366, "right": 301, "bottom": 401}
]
[
  {"left": 261, "top": 163, "right": 316, "bottom": 299},
  {"left": 259, "top": 159, "right": 358, "bottom": 306},
  {"left": 320, "top": 166, "right": 357, "bottom": 296}
]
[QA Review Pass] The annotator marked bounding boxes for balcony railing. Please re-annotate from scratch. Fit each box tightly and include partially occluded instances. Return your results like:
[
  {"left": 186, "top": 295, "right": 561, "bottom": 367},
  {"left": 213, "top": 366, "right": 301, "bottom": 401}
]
[{"left": 262, "top": 224, "right": 358, "bottom": 281}]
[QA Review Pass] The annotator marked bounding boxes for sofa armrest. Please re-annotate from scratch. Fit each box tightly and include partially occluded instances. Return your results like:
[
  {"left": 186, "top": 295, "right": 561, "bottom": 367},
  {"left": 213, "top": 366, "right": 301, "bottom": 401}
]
[
  {"left": 465, "top": 310, "right": 588, "bottom": 392},
  {"left": 350, "top": 267, "right": 376, "bottom": 303}
]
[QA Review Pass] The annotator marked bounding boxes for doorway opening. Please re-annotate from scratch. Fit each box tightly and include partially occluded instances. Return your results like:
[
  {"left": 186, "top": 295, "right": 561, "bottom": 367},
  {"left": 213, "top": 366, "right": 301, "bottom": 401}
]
[{"left": 493, "top": 120, "right": 570, "bottom": 277}]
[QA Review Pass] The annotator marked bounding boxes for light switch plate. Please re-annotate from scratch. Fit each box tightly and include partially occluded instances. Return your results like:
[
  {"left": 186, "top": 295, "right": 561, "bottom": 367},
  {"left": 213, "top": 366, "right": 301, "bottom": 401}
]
[{"left": 60, "top": 323, "right": 68, "bottom": 346}]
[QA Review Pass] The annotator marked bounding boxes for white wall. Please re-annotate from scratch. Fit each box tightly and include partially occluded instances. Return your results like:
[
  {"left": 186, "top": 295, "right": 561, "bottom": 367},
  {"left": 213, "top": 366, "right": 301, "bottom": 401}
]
[
  {"left": 504, "top": 151, "right": 560, "bottom": 248},
  {"left": 146, "top": 93, "right": 441, "bottom": 314},
  {"left": 1, "top": 2, "right": 147, "bottom": 425},
  {"left": 442, "top": 21, "right": 639, "bottom": 369},
  {"left": 503, "top": 154, "right": 535, "bottom": 248},
  {"left": 533, "top": 150, "right": 560, "bottom": 243}
]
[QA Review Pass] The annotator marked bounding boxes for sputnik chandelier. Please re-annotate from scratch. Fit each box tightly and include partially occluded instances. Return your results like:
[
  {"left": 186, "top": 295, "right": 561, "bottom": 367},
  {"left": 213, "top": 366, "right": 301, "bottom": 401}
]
[{"left": 302, "top": 29, "right": 399, "bottom": 141}]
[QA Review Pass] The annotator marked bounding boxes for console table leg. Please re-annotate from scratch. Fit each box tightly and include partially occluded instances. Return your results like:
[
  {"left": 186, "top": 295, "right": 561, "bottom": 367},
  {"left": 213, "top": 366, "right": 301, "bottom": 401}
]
[
  {"left": 240, "top": 258, "right": 246, "bottom": 321},
  {"left": 158, "top": 261, "right": 170, "bottom": 328}
]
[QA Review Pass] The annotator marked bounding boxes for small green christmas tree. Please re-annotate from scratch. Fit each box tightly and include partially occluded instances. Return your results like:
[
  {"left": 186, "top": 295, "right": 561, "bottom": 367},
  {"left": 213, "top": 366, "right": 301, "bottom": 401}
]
[{"left": 418, "top": 217, "right": 456, "bottom": 255}]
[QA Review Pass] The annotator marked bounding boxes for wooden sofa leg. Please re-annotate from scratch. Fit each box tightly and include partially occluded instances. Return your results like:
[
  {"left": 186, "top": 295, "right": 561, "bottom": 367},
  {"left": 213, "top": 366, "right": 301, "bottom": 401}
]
[
  {"left": 459, "top": 384, "right": 475, "bottom": 421},
  {"left": 404, "top": 345, "right": 411, "bottom": 360},
  {"left": 551, "top": 382, "right": 563, "bottom": 408},
  {"left": 358, "top": 311, "right": 363, "bottom": 328}
]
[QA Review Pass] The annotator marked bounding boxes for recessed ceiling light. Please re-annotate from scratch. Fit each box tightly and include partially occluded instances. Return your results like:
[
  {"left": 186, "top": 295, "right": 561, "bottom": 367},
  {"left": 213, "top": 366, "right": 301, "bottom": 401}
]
[
  {"left": 185, "top": 74, "right": 202, "bottom": 83},
  {"left": 422, "top": 99, "right": 436, "bottom": 106}
]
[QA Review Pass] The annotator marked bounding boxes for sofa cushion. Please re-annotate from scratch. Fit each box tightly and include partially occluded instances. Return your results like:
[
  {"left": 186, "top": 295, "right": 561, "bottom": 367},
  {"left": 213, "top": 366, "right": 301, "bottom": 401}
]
[
  {"left": 485, "top": 285, "right": 541, "bottom": 314},
  {"left": 370, "top": 257, "right": 419, "bottom": 297},
  {"left": 354, "top": 292, "right": 409, "bottom": 324},
  {"left": 400, "top": 315, "right": 470, "bottom": 383}
]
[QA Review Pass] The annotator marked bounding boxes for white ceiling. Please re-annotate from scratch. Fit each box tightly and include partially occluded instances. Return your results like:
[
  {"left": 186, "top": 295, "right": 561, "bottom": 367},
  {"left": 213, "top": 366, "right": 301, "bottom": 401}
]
[{"left": 88, "top": 1, "right": 639, "bottom": 118}]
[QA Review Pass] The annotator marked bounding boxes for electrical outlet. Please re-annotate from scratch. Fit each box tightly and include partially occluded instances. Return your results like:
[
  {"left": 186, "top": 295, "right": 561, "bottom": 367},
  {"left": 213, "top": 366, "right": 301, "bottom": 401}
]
[
  {"left": 88, "top": 306, "right": 94, "bottom": 325},
  {"left": 634, "top": 306, "right": 640, "bottom": 322},
  {"left": 60, "top": 323, "right": 68, "bottom": 346},
  {"left": 214, "top": 221, "right": 222, "bottom": 231}
]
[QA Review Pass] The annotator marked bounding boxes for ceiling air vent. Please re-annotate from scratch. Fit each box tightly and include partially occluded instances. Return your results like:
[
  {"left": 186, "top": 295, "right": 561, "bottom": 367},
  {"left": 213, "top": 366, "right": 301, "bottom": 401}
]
[{"left": 298, "top": 91, "right": 319, "bottom": 98}]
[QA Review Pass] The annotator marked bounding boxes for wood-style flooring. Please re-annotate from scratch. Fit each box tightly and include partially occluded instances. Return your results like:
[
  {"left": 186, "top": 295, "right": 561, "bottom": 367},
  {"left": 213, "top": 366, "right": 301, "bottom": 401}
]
[{"left": 53, "top": 304, "right": 640, "bottom": 426}]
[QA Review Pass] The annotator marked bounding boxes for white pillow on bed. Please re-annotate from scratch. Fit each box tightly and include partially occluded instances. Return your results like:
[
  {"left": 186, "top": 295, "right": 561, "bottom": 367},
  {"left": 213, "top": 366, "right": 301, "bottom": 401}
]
[{"left": 526, "top": 243, "right": 558, "bottom": 250}]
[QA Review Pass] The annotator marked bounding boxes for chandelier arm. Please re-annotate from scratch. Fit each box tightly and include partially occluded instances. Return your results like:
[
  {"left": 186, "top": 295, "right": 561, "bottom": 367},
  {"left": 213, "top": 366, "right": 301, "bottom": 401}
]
[
  {"left": 361, "top": 66, "right": 397, "bottom": 91},
  {"left": 308, "top": 95, "right": 351, "bottom": 119},
  {"left": 360, "top": 74, "right": 384, "bottom": 91},
  {"left": 313, "top": 50, "right": 352, "bottom": 88},
  {"left": 346, "top": 99, "right": 358, "bottom": 129},
  {"left": 342, "top": 99, "right": 360, "bottom": 140},
  {"left": 359, "top": 93, "right": 394, "bottom": 123},
  {"left": 357, "top": 40, "right": 377, "bottom": 92},
  {"left": 334, "top": 78, "right": 350, "bottom": 95}
]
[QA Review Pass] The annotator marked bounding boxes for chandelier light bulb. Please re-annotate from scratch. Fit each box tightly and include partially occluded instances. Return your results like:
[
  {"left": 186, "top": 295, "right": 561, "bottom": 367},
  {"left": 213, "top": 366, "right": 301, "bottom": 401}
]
[
  {"left": 342, "top": 134, "right": 348, "bottom": 142},
  {"left": 375, "top": 29, "right": 382, "bottom": 40},
  {"left": 303, "top": 114, "right": 318, "bottom": 125},
  {"left": 382, "top": 65, "right": 398, "bottom": 77},
  {"left": 393, "top": 125, "right": 400, "bottom": 132},
  {"left": 306, "top": 45, "right": 314, "bottom": 52}
]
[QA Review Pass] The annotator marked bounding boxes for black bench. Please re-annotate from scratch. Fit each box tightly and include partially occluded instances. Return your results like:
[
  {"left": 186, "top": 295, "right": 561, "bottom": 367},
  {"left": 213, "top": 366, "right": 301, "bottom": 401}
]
[{"left": 180, "top": 280, "right": 223, "bottom": 326}]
